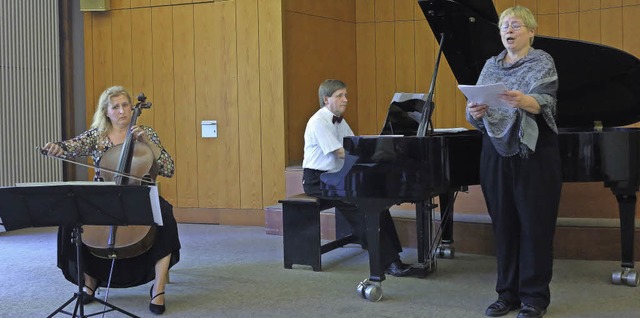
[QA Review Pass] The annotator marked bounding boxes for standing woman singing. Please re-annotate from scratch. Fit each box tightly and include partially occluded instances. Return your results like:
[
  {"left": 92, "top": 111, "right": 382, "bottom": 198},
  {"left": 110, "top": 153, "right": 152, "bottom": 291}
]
[
  {"left": 42, "top": 86, "right": 180, "bottom": 315},
  {"left": 466, "top": 6, "right": 561, "bottom": 318}
]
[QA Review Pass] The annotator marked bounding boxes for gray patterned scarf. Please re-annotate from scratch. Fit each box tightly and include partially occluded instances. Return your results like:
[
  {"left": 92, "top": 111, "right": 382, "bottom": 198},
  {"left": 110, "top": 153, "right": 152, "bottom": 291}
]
[{"left": 468, "top": 48, "right": 558, "bottom": 157}]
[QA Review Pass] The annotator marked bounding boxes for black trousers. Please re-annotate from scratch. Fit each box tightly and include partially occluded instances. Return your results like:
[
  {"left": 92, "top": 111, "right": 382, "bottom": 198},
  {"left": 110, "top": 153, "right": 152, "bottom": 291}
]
[
  {"left": 302, "top": 168, "right": 403, "bottom": 268},
  {"left": 479, "top": 118, "right": 562, "bottom": 309}
]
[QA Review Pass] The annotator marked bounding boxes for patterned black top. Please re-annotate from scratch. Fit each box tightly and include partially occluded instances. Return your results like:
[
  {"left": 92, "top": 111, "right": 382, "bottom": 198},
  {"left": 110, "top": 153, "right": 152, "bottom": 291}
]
[{"left": 58, "top": 126, "right": 174, "bottom": 178}]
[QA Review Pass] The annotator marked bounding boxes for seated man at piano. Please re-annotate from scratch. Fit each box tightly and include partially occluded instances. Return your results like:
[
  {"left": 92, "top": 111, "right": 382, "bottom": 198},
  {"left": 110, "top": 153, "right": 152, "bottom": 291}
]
[
  {"left": 42, "top": 85, "right": 181, "bottom": 315},
  {"left": 466, "top": 6, "right": 561, "bottom": 318},
  {"left": 302, "top": 79, "right": 413, "bottom": 277}
]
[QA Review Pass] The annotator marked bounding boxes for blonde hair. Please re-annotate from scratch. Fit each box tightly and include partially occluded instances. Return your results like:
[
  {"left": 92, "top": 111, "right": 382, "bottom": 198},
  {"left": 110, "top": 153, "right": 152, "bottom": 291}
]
[
  {"left": 499, "top": 6, "right": 537, "bottom": 45},
  {"left": 90, "top": 86, "right": 132, "bottom": 134}
]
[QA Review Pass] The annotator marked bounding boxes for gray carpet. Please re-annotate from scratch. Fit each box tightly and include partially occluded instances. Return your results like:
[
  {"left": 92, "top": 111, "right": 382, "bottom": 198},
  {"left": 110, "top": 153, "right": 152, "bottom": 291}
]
[{"left": 0, "top": 224, "right": 638, "bottom": 317}]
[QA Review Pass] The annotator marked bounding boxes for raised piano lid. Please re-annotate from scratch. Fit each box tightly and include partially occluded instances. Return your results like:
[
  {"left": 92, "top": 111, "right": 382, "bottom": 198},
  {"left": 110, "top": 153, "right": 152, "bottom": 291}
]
[{"left": 418, "top": 0, "right": 640, "bottom": 128}]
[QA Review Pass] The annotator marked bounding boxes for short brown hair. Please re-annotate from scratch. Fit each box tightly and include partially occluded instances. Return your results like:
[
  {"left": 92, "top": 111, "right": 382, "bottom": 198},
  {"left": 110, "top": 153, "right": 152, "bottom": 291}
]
[{"left": 318, "top": 79, "right": 346, "bottom": 108}]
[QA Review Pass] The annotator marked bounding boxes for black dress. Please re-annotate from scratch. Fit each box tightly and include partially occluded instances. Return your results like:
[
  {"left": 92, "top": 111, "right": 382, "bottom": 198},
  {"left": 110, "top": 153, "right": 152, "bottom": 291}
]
[{"left": 55, "top": 126, "right": 181, "bottom": 288}]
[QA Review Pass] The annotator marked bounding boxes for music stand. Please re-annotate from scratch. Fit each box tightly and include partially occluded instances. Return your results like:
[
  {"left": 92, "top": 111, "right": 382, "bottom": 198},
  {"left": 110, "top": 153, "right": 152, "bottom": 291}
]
[{"left": 0, "top": 183, "right": 157, "bottom": 318}]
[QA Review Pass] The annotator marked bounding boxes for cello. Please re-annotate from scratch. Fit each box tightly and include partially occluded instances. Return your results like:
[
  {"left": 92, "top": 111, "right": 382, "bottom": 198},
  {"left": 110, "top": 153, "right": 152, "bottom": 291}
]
[{"left": 82, "top": 93, "right": 158, "bottom": 259}]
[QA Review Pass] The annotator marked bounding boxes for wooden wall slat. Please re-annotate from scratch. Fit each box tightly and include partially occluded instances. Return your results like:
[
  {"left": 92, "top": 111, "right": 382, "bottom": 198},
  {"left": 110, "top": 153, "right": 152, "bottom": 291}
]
[
  {"left": 92, "top": 14, "right": 113, "bottom": 109},
  {"left": 375, "top": 0, "right": 394, "bottom": 22},
  {"left": 517, "top": 0, "right": 537, "bottom": 14},
  {"left": 602, "top": 0, "right": 623, "bottom": 8},
  {"left": 111, "top": 10, "right": 133, "bottom": 92},
  {"left": 131, "top": 0, "right": 151, "bottom": 8},
  {"left": 355, "top": 0, "right": 374, "bottom": 23},
  {"left": 375, "top": 22, "right": 395, "bottom": 129},
  {"left": 195, "top": 1, "right": 241, "bottom": 208},
  {"left": 112, "top": 0, "right": 132, "bottom": 9},
  {"left": 622, "top": 5, "right": 640, "bottom": 57},
  {"left": 559, "top": 0, "right": 579, "bottom": 13},
  {"left": 394, "top": 21, "right": 416, "bottom": 95},
  {"left": 194, "top": 3, "right": 220, "bottom": 208},
  {"left": 236, "top": 0, "right": 263, "bottom": 209},
  {"left": 151, "top": 6, "right": 177, "bottom": 203},
  {"left": 83, "top": 14, "right": 95, "bottom": 132},
  {"left": 558, "top": 12, "right": 579, "bottom": 39},
  {"left": 151, "top": 0, "right": 172, "bottom": 6},
  {"left": 131, "top": 8, "right": 154, "bottom": 128},
  {"left": 172, "top": 4, "right": 199, "bottom": 207},
  {"left": 580, "top": 0, "right": 601, "bottom": 11},
  {"left": 537, "top": 14, "right": 559, "bottom": 36},
  {"left": 356, "top": 23, "right": 377, "bottom": 135},
  {"left": 395, "top": 0, "right": 414, "bottom": 21},
  {"left": 579, "top": 10, "right": 601, "bottom": 43},
  {"left": 258, "top": 0, "right": 286, "bottom": 206},
  {"left": 432, "top": 57, "right": 457, "bottom": 128},
  {"left": 601, "top": 8, "right": 623, "bottom": 48},
  {"left": 494, "top": 0, "right": 516, "bottom": 15},
  {"left": 538, "top": 0, "right": 559, "bottom": 14}
]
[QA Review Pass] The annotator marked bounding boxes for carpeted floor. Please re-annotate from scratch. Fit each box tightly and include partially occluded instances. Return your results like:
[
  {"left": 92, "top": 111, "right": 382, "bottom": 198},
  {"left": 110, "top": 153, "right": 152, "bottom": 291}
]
[{"left": 0, "top": 224, "right": 638, "bottom": 317}]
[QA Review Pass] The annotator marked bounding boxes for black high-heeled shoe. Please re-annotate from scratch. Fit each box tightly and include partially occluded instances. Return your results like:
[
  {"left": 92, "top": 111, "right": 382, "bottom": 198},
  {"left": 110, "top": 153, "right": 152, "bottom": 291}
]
[
  {"left": 81, "top": 285, "right": 95, "bottom": 305},
  {"left": 149, "top": 284, "right": 166, "bottom": 315}
]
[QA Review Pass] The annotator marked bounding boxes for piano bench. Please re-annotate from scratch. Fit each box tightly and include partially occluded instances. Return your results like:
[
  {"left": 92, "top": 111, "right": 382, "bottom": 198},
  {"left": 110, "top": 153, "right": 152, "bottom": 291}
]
[{"left": 279, "top": 194, "right": 359, "bottom": 271}]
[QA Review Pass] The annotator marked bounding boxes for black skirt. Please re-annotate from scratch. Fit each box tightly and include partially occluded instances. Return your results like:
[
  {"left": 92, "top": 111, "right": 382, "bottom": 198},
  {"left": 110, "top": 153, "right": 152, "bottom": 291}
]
[{"left": 57, "top": 196, "right": 181, "bottom": 288}]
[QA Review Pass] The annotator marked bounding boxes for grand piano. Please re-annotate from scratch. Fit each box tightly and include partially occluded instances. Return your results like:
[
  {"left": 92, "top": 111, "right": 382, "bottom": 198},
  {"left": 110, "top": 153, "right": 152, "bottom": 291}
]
[{"left": 321, "top": 0, "right": 640, "bottom": 301}]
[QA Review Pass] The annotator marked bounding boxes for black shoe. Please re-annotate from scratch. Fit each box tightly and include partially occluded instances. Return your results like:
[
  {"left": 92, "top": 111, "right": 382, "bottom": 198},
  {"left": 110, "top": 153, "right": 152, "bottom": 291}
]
[
  {"left": 517, "top": 304, "right": 546, "bottom": 318},
  {"left": 81, "top": 285, "right": 95, "bottom": 305},
  {"left": 485, "top": 299, "right": 521, "bottom": 317},
  {"left": 149, "top": 284, "right": 166, "bottom": 315},
  {"left": 384, "top": 261, "right": 412, "bottom": 277}
]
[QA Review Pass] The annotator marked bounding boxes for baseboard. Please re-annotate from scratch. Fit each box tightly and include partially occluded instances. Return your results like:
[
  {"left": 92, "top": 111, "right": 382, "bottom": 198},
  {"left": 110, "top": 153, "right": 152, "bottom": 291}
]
[{"left": 174, "top": 207, "right": 265, "bottom": 226}]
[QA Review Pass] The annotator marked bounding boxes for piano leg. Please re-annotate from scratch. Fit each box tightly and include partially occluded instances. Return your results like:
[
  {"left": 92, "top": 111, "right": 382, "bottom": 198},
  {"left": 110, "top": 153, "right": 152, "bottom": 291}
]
[
  {"left": 353, "top": 198, "right": 397, "bottom": 301},
  {"left": 413, "top": 199, "right": 438, "bottom": 278},
  {"left": 612, "top": 191, "right": 639, "bottom": 286},
  {"left": 436, "top": 192, "right": 456, "bottom": 259}
]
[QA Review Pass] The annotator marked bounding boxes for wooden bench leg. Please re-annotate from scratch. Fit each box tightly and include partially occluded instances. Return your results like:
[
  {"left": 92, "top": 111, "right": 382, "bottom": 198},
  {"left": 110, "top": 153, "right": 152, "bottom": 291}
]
[{"left": 282, "top": 202, "right": 322, "bottom": 271}]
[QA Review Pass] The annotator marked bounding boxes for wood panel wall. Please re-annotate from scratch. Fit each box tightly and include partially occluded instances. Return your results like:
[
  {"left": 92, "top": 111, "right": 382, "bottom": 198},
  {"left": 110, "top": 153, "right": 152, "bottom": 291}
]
[
  {"left": 284, "top": 0, "right": 640, "bottom": 219},
  {"left": 81, "top": 0, "right": 639, "bottom": 220},
  {"left": 83, "top": 0, "right": 285, "bottom": 212}
]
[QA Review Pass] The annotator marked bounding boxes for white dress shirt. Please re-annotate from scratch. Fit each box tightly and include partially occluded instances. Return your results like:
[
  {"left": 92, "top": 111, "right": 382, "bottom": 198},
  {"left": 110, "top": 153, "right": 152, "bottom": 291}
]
[{"left": 302, "top": 107, "right": 354, "bottom": 172}]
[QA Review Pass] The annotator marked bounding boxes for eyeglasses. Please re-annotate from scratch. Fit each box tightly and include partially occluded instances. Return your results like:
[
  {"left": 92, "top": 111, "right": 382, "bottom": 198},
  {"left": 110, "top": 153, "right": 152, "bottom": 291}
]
[{"left": 499, "top": 22, "right": 524, "bottom": 32}]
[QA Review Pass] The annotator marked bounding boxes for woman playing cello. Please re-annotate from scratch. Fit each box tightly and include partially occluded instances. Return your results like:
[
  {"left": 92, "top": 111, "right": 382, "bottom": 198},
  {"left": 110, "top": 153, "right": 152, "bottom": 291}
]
[{"left": 42, "top": 85, "right": 180, "bottom": 315}]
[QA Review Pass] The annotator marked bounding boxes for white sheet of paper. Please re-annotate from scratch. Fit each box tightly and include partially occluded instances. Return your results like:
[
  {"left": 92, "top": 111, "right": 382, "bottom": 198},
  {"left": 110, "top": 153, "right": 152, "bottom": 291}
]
[
  {"left": 148, "top": 185, "right": 163, "bottom": 226},
  {"left": 458, "top": 83, "right": 509, "bottom": 108}
]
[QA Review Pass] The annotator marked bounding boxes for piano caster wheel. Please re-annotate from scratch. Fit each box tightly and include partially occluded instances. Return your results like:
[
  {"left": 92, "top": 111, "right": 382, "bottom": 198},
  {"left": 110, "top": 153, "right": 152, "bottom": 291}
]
[
  {"left": 611, "top": 269, "right": 639, "bottom": 287},
  {"left": 436, "top": 244, "right": 455, "bottom": 259},
  {"left": 356, "top": 279, "right": 383, "bottom": 302}
]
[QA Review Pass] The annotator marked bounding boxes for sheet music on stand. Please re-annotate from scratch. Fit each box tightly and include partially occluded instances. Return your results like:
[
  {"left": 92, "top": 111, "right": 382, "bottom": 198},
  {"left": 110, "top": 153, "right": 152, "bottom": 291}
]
[
  {"left": 12, "top": 181, "right": 164, "bottom": 226},
  {"left": 391, "top": 92, "right": 426, "bottom": 123}
]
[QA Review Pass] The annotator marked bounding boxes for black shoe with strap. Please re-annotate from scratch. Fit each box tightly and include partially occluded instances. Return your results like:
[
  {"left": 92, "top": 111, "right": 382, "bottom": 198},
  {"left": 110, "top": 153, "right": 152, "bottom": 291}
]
[
  {"left": 517, "top": 304, "right": 546, "bottom": 318},
  {"left": 149, "top": 284, "right": 166, "bottom": 315},
  {"left": 81, "top": 285, "right": 95, "bottom": 305},
  {"left": 485, "top": 299, "right": 521, "bottom": 317}
]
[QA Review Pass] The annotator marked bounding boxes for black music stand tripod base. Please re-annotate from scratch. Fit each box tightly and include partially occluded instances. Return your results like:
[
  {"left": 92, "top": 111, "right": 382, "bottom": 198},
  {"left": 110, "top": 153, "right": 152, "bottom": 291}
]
[{"left": 47, "top": 227, "right": 140, "bottom": 318}]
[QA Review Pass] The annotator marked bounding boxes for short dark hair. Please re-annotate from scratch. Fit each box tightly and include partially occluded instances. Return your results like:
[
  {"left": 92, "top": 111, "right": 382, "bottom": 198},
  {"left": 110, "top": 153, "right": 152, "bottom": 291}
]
[{"left": 318, "top": 79, "right": 346, "bottom": 108}]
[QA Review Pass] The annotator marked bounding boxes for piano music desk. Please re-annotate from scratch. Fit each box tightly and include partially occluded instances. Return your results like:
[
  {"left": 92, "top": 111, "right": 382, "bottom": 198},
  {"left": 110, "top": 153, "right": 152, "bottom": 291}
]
[{"left": 279, "top": 194, "right": 363, "bottom": 271}]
